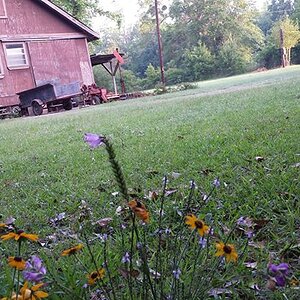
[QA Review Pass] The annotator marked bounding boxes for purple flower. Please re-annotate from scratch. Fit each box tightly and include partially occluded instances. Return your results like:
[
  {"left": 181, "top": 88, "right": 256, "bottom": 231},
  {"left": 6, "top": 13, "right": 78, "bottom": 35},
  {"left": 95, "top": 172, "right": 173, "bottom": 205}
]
[
  {"left": 275, "top": 275, "right": 286, "bottom": 287},
  {"left": 237, "top": 216, "right": 253, "bottom": 227},
  {"left": 268, "top": 263, "right": 289, "bottom": 287},
  {"left": 199, "top": 237, "right": 207, "bottom": 249},
  {"left": 172, "top": 268, "right": 181, "bottom": 280},
  {"left": 269, "top": 263, "right": 289, "bottom": 275},
  {"left": 84, "top": 133, "right": 105, "bottom": 149},
  {"left": 23, "top": 255, "right": 46, "bottom": 283},
  {"left": 96, "top": 233, "right": 108, "bottom": 242},
  {"left": 165, "top": 228, "right": 171, "bottom": 235},
  {"left": 121, "top": 252, "right": 131, "bottom": 264},
  {"left": 213, "top": 178, "right": 220, "bottom": 188}
]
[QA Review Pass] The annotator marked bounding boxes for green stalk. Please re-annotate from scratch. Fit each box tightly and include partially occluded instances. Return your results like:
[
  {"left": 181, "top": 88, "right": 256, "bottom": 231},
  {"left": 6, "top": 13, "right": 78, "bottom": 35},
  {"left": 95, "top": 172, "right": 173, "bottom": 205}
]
[{"left": 103, "top": 137, "right": 129, "bottom": 201}]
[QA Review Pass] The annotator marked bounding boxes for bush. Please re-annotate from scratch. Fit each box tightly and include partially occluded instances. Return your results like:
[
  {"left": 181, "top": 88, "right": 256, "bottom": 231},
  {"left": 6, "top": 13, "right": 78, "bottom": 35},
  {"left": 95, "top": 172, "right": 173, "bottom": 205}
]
[
  {"left": 291, "top": 43, "right": 300, "bottom": 64},
  {"left": 93, "top": 66, "right": 113, "bottom": 90},
  {"left": 121, "top": 70, "right": 143, "bottom": 92},
  {"left": 165, "top": 68, "right": 186, "bottom": 85},
  {"left": 216, "top": 40, "right": 252, "bottom": 75},
  {"left": 256, "top": 43, "right": 281, "bottom": 69},
  {"left": 183, "top": 43, "right": 215, "bottom": 81},
  {"left": 141, "top": 64, "right": 161, "bottom": 89}
]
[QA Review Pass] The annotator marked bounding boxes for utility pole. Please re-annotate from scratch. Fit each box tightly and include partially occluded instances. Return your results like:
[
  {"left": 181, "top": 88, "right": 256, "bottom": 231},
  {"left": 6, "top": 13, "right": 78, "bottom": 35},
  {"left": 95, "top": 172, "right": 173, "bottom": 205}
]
[
  {"left": 279, "top": 28, "right": 287, "bottom": 68},
  {"left": 154, "top": 0, "right": 165, "bottom": 86}
]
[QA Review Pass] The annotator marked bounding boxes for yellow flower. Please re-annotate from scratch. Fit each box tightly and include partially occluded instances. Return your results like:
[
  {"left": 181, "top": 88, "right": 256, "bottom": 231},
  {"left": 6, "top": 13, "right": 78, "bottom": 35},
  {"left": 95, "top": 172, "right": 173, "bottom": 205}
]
[
  {"left": 185, "top": 214, "right": 209, "bottom": 237},
  {"left": 215, "top": 242, "right": 238, "bottom": 263},
  {"left": 128, "top": 199, "right": 150, "bottom": 223},
  {"left": 8, "top": 256, "right": 26, "bottom": 270},
  {"left": 61, "top": 244, "right": 84, "bottom": 256},
  {"left": 21, "top": 282, "right": 48, "bottom": 300},
  {"left": 0, "top": 223, "right": 7, "bottom": 228},
  {"left": 1, "top": 231, "right": 38, "bottom": 242},
  {"left": 87, "top": 268, "right": 105, "bottom": 285}
]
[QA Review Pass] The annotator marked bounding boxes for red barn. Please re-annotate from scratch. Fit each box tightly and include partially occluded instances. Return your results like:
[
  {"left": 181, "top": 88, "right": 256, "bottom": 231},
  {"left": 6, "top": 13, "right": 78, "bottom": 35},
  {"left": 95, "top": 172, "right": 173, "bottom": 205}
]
[{"left": 0, "top": 0, "right": 99, "bottom": 110}]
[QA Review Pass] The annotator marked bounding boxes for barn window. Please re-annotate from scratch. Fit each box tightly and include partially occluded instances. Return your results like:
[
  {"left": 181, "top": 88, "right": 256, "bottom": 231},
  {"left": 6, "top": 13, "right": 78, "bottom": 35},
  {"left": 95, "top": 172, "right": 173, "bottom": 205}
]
[
  {"left": 0, "top": 0, "right": 7, "bottom": 18},
  {"left": 4, "top": 43, "right": 29, "bottom": 69}
]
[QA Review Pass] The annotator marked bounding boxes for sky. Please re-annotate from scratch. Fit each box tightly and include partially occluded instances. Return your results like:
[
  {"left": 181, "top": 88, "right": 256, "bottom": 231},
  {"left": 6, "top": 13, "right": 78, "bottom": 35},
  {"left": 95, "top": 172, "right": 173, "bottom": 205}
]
[{"left": 92, "top": 0, "right": 268, "bottom": 31}]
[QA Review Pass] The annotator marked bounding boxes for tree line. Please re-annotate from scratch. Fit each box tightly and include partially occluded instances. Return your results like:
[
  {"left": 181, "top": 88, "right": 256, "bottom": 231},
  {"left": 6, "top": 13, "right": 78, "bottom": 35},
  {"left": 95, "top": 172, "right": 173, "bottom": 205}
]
[{"left": 53, "top": 0, "right": 300, "bottom": 92}]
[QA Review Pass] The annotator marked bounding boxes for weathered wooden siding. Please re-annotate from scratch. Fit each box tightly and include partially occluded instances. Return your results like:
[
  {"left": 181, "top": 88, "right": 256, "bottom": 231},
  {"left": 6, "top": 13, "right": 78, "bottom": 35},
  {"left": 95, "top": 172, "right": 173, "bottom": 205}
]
[
  {"left": 28, "top": 39, "right": 93, "bottom": 87},
  {"left": 0, "top": 0, "right": 95, "bottom": 107},
  {"left": 0, "top": 0, "right": 81, "bottom": 36},
  {"left": 0, "top": 41, "right": 34, "bottom": 106}
]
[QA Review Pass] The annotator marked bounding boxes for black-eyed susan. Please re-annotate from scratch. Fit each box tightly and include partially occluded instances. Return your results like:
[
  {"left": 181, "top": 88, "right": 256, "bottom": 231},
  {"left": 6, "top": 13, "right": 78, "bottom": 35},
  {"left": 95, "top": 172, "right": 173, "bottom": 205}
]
[
  {"left": 185, "top": 214, "right": 209, "bottom": 237},
  {"left": 61, "top": 244, "right": 83, "bottom": 256},
  {"left": 87, "top": 268, "right": 105, "bottom": 285},
  {"left": 1, "top": 230, "right": 38, "bottom": 242},
  {"left": 8, "top": 256, "right": 26, "bottom": 270},
  {"left": 0, "top": 223, "right": 7, "bottom": 228},
  {"left": 128, "top": 199, "right": 150, "bottom": 223},
  {"left": 20, "top": 281, "right": 48, "bottom": 300},
  {"left": 215, "top": 241, "right": 238, "bottom": 263}
]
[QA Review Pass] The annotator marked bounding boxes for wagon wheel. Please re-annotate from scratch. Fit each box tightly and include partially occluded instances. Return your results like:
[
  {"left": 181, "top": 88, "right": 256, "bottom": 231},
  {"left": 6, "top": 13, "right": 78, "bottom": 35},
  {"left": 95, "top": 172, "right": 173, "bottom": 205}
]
[
  {"left": 63, "top": 99, "right": 73, "bottom": 111},
  {"left": 11, "top": 106, "right": 21, "bottom": 117},
  {"left": 32, "top": 100, "right": 43, "bottom": 116},
  {"left": 92, "top": 95, "right": 101, "bottom": 105},
  {"left": 71, "top": 96, "right": 80, "bottom": 108}
]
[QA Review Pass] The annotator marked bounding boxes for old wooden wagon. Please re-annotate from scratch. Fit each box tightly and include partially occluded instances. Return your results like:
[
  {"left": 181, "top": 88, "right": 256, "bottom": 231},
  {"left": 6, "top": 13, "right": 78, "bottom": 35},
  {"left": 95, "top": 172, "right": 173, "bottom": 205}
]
[{"left": 17, "top": 82, "right": 81, "bottom": 116}]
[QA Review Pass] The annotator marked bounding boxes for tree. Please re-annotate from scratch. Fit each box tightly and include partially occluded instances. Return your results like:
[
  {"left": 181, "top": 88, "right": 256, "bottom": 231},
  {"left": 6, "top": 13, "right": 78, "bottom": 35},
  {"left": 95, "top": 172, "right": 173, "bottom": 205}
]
[
  {"left": 52, "top": 0, "right": 119, "bottom": 25},
  {"left": 183, "top": 43, "right": 215, "bottom": 81},
  {"left": 270, "top": 18, "right": 300, "bottom": 65},
  {"left": 164, "top": 0, "right": 264, "bottom": 77},
  {"left": 267, "top": 0, "right": 294, "bottom": 22},
  {"left": 292, "top": 0, "right": 300, "bottom": 23}
]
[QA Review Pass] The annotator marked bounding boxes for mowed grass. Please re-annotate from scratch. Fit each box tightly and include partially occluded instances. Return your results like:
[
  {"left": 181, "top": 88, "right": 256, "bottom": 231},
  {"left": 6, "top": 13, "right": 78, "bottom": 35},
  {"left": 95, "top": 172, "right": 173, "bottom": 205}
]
[
  {"left": 1, "top": 67, "right": 299, "bottom": 222},
  {"left": 0, "top": 66, "right": 299, "bottom": 298}
]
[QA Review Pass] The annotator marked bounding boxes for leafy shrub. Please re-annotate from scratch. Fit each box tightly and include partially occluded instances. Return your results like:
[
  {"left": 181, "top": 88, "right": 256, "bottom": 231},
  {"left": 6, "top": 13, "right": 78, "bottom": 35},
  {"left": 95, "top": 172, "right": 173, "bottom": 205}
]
[
  {"left": 256, "top": 42, "right": 281, "bottom": 69},
  {"left": 142, "top": 64, "right": 161, "bottom": 89},
  {"left": 165, "top": 68, "right": 186, "bottom": 85},
  {"left": 216, "top": 40, "right": 252, "bottom": 75},
  {"left": 183, "top": 43, "right": 215, "bottom": 81}
]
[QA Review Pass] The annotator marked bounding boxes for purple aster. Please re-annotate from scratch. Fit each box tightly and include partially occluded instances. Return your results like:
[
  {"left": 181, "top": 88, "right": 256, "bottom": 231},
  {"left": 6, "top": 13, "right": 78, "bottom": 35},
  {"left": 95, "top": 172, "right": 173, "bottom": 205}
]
[
  {"left": 237, "top": 216, "right": 253, "bottom": 227},
  {"left": 23, "top": 255, "right": 46, "bottom": 283},
  {"left": 268, "top": 263, "right": 289, "bottom": 287},
  {"left": 213, "top": 178, "right": 220, "bottom": 188},
  {"left": 84, "top": 133, "right": 105, "bottom": 149},
  {"left": 199, "top": 237, "right": 207, "bottom": 249},
  {"left": 275, "top": 275, "right": 286, "bottom": 287},
  {"left": 172, "top": 268, "right": 181, "bottom": 280},
  {"left": 269, "top": 263, "right": 289, "bottom": 275},
  {"left": 136, "top": 242, "right": 143, "bottom": 249},
  {"left": 121, "top": 252, "right": 131, "bottom": 264}
]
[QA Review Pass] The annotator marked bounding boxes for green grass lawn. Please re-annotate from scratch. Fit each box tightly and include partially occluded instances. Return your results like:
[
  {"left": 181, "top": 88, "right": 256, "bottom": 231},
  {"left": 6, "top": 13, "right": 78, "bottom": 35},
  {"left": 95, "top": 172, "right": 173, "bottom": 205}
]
[{"left": 0, "top": 66, "right": 299, "bottom": 299}]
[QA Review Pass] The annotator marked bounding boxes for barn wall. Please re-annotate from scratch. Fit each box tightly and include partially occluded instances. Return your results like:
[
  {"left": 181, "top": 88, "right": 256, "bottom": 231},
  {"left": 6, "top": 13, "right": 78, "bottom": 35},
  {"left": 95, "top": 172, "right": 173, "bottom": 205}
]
[
  {"left": 28, "top": 39, "right": 94, "bottom": 87},
  {"left": 0, "top": 0, "right": 80, "bottom": 36},
  {"left": 0, "top": 41, "right": 34, "bottom": 106},
  {"left": 0, "top": 0, "right": 96, "bottom": 108}
]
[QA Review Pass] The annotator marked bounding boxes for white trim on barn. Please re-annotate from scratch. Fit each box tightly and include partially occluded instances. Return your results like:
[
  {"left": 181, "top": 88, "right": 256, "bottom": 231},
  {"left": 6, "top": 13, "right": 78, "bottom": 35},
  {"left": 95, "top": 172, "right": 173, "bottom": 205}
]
[
  {"left": 0, "top": 0, "right": 7, "bottom": 19},
  {"left": 3, "top": 42, "right": 30, "bottom": 69}
]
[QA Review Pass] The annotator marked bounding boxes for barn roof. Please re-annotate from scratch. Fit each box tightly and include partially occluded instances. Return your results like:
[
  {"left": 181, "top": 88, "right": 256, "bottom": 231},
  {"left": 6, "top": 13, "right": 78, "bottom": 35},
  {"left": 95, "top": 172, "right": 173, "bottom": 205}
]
[{"left": 35, "top": 0, "right": 100, "bottom": 41}]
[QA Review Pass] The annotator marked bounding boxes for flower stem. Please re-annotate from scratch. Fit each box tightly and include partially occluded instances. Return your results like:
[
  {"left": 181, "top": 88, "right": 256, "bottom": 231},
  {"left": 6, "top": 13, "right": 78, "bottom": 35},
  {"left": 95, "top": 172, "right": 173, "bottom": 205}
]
[
  {"left": 103, "top": 137, "right": 129, "bottom": 201},
  {"left": 15, "top": 240, "right": 22, "bottom": 300},
  {"left": 154, "top": 175, "right": 168, "bottom": 298},
  {"left": 103, "top": 239, "right": 117, "bottom": 300},
  {"left": 83, "top": 233, "right": 112, "bottom": 300}
]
